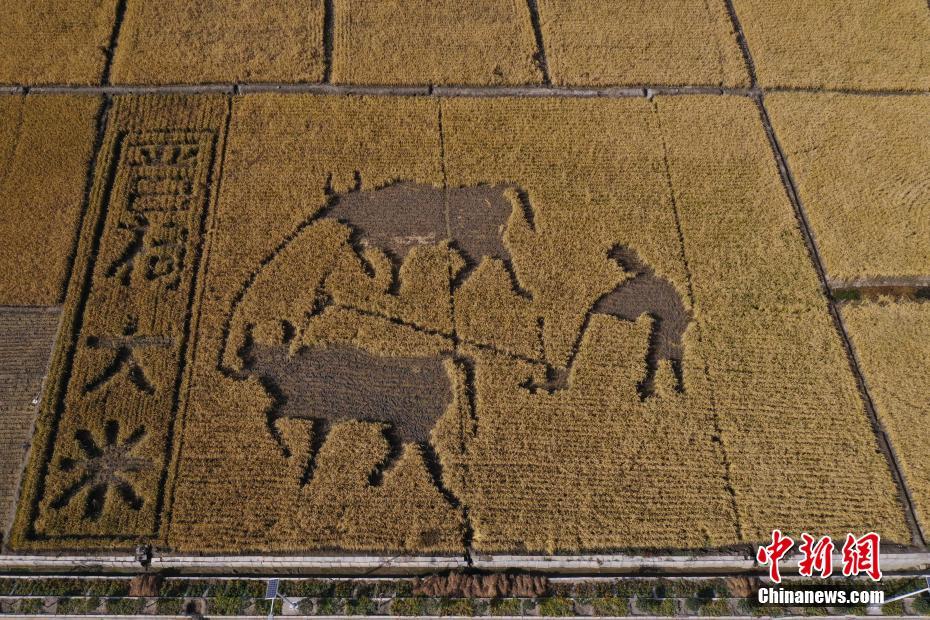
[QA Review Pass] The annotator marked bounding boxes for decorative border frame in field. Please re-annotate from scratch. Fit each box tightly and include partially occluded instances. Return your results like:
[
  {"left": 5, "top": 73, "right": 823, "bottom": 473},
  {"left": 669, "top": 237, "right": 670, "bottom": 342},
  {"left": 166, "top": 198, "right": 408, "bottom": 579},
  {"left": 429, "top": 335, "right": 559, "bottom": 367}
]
[{"left": 11, "top": 96, "right": 229, "bottom": 548}]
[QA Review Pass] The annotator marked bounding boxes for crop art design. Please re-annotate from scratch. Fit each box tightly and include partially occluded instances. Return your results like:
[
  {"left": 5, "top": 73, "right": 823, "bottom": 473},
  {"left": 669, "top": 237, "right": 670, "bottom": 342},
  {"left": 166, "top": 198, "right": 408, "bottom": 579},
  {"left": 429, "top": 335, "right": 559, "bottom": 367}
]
[
  {"left": 14, "top": 94, "right": 910, "bottom": 553},
  {"left": 39, "top": 132, "right": 215, "bottom": 538},
  {"left": 12, "top": 96, "right": 229, "bottom": 547},
  {"left": 223, "top": 175, "right": 692, "bottom": 500}
]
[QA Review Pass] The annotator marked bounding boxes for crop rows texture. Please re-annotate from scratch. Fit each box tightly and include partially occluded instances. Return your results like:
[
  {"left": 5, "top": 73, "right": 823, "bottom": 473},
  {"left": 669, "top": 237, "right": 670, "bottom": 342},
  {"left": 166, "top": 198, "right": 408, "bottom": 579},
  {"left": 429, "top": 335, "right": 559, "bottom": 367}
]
[
  {"left": 166, "top": 95, "right": 465, "bottom": 553},
  {"left": 842, "top": 301, "right": 930, "bottom": 535},
  {"left": 653, "top": 96, "right": 907, "bottom": 544},
  {"left": 766, "top": 94, "right": 930, "bottom": 283},
  {"left": 0, "top": 0, "right": 118, "bottom": 85},
  {"left": 110, "top": 0, "right": 326, "bottom": 85},
  {"left": 0, "top": 308, "right": 60, "bottom": 540},
  {"left": 331, "top": 0, "right": 542, "bottom": 86},
  {"left": 537, "top": 0, "right": 748, "bottom": 87},
  {"left": 732, "top": 0, "right": 930, "bottom": 90},
  {"left": 12, "top": 93, "right": 910, "bottom": 552},
  {"left": 0, "top": 95, "right": 101, "bottom": 306},
  {"left": 445, "top": 95, "right": 907, "bottom": 549}
]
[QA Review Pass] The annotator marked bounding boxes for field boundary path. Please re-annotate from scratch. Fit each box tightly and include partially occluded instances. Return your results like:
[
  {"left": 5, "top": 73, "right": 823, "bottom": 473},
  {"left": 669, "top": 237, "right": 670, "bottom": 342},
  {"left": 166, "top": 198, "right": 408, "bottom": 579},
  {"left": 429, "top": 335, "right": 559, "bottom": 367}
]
[
  {"left": 1, "top": 552, "right": 929, "bottom": 577},
  {"left": 0, "top": 84, "right": 927, "bottom": 97}
]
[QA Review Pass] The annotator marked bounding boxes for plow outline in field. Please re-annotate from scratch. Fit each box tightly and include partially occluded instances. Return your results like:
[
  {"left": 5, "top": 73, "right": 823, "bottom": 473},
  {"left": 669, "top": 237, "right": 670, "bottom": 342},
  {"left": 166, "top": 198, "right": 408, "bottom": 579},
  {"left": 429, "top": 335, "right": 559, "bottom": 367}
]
[{"left": 221, "top": 175, "right": 692, "bottom": 499}]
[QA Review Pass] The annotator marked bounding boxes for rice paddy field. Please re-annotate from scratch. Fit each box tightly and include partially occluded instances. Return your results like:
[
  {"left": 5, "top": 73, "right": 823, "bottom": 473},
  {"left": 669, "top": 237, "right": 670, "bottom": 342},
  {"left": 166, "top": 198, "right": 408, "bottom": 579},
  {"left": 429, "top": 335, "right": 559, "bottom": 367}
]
[{"left": 0, "top": 0, "right": 928, "bottom": 562}]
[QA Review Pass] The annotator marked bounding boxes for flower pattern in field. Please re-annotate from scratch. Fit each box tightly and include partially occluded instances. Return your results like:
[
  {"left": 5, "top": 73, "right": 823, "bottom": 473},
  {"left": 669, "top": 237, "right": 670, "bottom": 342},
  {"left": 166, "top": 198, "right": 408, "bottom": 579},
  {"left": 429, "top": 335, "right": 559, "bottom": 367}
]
[{"left": 51, "top": 420, "right": 149, "bottom": 520}]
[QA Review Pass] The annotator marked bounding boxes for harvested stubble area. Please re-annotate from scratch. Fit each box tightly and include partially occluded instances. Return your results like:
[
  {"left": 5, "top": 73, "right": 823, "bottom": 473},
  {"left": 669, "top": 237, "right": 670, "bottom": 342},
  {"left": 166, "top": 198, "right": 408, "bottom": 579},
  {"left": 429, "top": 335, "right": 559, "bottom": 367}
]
[
  {"left": 765, "top": 93, "right": 930, "bottom": 284},
  {"left": 0, "top": 308, "right": 61, "bottom": 540},
  {"left": 842, "top": 301, "right": 930, "bottom": 536},
  {"left": 11, "top": 91, "right": 914, "bottom": 555}
]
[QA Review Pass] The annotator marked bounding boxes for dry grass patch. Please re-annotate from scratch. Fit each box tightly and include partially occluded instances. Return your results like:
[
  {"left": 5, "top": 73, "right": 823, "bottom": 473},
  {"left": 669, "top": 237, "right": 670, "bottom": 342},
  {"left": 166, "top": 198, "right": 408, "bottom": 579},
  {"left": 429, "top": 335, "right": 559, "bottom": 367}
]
[
  {"left": 332, "top": 0, "right": 542, "bottom": 85},
  {"left": 110, "top": 0, "right": 325, "bottom": 84},
  {"left": 0, "top": 0, "right": 117, "bottom": 85},
  {"left": 537, "top": 0, "right": 748, "bottom": 87},
  {"left": 732, "top": 0, "right": 930, "bottom": 90},
  {"left": 0, "top": 95, "right": 101, "bottom": 306},
  {"left": 766, "top": 94, "right": 930, "bottom": 282},
  {"left": 842, "top": 301, "right": 930, "bottom": 535}
]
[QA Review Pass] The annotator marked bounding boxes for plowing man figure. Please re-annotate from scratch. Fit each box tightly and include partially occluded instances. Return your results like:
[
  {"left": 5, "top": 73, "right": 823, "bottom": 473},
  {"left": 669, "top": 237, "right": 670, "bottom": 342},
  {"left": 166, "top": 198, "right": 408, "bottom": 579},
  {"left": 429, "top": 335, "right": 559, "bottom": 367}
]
[{"left": 528, "top": 244, "right": 691, "bottom": 400}]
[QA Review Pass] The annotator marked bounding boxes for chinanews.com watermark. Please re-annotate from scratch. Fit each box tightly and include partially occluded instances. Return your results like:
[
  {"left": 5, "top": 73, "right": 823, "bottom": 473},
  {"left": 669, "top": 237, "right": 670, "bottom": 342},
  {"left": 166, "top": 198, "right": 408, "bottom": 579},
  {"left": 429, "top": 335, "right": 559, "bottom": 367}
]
[
  {"left": 755, "top": 530, "right": 885, "bottom": 606},
  {"left": 757, "top": 587, "right": 884, "bottom": 605}
]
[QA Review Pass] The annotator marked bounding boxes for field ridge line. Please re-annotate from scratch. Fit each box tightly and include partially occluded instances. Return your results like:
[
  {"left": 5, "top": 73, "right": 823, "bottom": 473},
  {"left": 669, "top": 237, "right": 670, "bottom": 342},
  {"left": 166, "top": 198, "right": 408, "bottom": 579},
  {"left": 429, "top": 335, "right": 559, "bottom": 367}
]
[
  {"left": 5, "top": 83, "right": 927, "bottom": 98},
  {"left": 2, "top": 551, "right": 929, "bottom": 575},
  {"left": 322, "top": 0, "right": 335, "bottom": 83},
  {"left": 721, "top": 0, "right": 757, "bottom": 87},
  {"left": 724, "top": 0, "right": 925, "bottom": 547},
  {"left": 0, "top": 96, "right": 111, "bottom": 552},
  {"left": 525, "top": 0, "right": 551, "bottom": 85},
  {"left": 100, "top": 0, "right": 128, "bottom": 86}
]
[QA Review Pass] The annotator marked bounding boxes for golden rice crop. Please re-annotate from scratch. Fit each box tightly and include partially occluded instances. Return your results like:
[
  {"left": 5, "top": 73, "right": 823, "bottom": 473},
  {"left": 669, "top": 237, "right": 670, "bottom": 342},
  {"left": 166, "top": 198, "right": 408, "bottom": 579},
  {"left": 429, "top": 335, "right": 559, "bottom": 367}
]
[
  {"left": 842, "top": 301, "right": 930, "bottom": 535},
  {"left": 169, "top": 93, "right": 906, "bottom": 553},
  {"left": 537, "top": 0, "right": 748, "bottom": 87},
  {"left": 445, "top": 94, "right": 908, "bottom": 548},
  {"left": 331, "top": 0, "right": 542, "bottom": 86},
  {"left": 0, "top": 0, "right": 118, "bottom": 85},
  {"left": 0, "top": 95, "right": 101, "bottom": 306},
  {"left": 11, "top": 93, "right": 912, "bottom": 553},
  {"left": 110, "top": 0, "right": 326, "bottom": 84},
  {"left": 765, "top": 93, "right": 930, "bottom": 283},
  {"left": 166, "top": 94, "right": 464, "bottom": 552},
  {"left": 654, "top": 95, "right": 909, "bottom": 543},
  {"left": 731, "top": 0, "right": 930, "bottom": 90}
]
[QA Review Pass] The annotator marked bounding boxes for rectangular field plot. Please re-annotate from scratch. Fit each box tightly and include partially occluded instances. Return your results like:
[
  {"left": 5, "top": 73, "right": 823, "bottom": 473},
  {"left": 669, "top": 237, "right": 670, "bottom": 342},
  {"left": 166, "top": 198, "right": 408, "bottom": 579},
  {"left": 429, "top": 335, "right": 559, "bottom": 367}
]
[
  {"left": 110, "top": 0, "right": 326, "bottom": 84},
  {"left": 732, "top": 0, "right": 930, "bottom": 90},
  {"left": 0, "top": 308, "right": 60, "bottom": 538},
  {"left": 537, "top": 0, "right": 748, "bottom": 87},
  {"left": 11, "top": 93, "right": 911, "bottom": 553},
  {"left": 842, "top": 302, "right": 930, "bottom": 536},
  {"left": 0, "top": 95, "right": 101, "bottom": 306},
  {"left": 0, "top": 0, "right": 118, "bottom": 85},
  {"left": 766, "top": 94, "right": 930, "bottom": 283},
  {"left": 332, "top": 0, "right": 542, "bottom": 86},
  {"left": 444, "top": 95, "right": 908, "bottom": 549}
]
